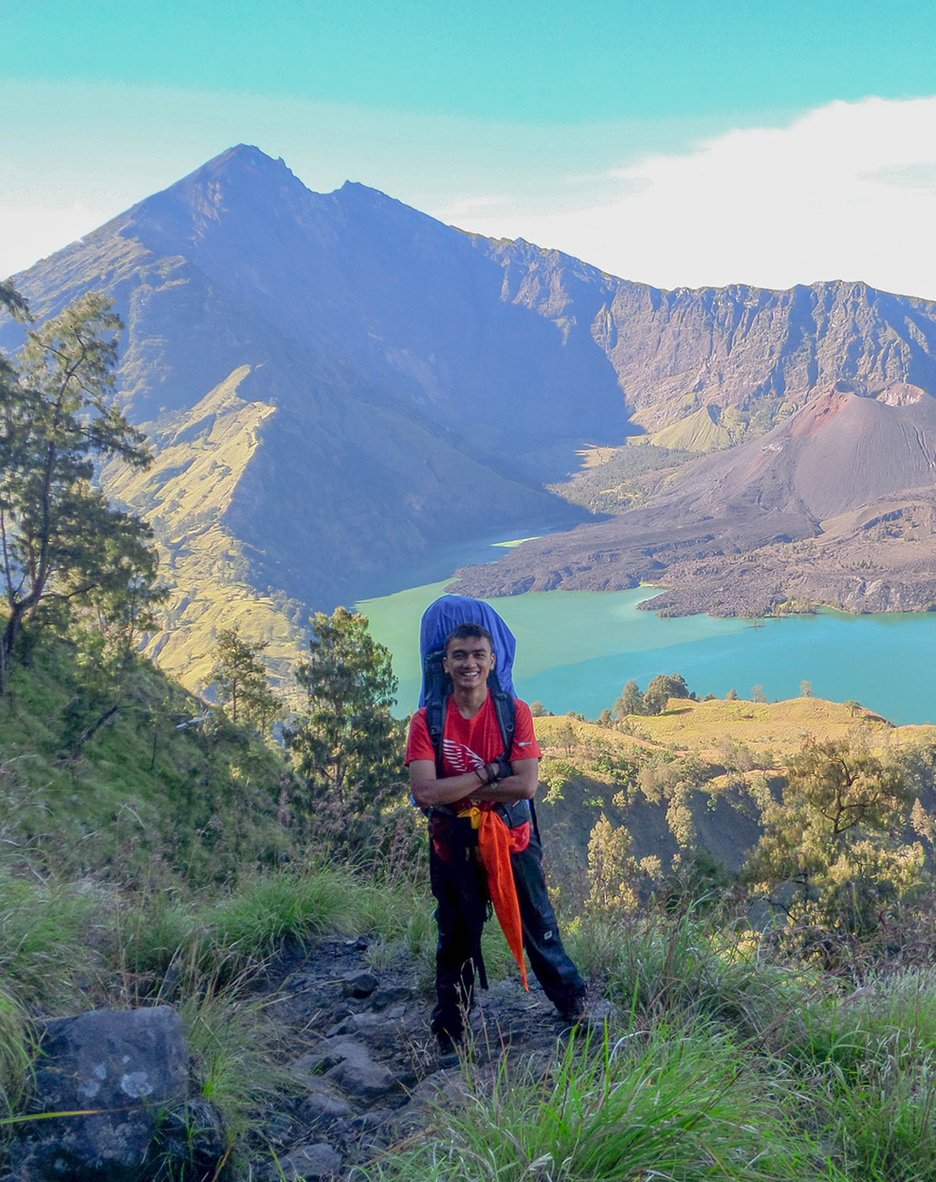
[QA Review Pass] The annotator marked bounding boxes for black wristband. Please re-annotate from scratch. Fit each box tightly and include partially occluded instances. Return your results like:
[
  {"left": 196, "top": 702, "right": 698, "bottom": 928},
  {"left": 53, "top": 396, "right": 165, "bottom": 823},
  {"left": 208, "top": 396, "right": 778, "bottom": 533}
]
[{"left": 484, "top": 762, "right": 498, "bottom": 786}]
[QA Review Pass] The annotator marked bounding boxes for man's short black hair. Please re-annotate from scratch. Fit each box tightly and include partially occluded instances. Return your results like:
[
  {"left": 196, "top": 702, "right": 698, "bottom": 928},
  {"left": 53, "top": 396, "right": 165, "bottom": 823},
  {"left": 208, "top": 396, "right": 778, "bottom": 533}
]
[{"left": 445, "top": 623, "right": 494, "bottom": 650}]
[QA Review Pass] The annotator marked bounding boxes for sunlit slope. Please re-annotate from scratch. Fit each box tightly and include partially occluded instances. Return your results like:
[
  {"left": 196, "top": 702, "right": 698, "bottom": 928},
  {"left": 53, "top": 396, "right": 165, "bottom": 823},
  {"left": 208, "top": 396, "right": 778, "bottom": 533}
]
[
  {"left": 536, "top": 695, "right": 936, "bottom": 764},
  {"left": 532, "top": 697, "right": 936, "bottom": 878},
  {"left": 639, "top": 404, "right": 734, "bottom": 452},
  {"left": 106, "top": 366, "right": 304, "bottom": 690}
]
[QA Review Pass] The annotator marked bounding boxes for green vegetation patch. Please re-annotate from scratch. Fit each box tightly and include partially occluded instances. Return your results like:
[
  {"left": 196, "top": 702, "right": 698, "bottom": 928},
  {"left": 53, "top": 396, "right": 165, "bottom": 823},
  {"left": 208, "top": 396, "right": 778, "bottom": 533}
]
[{"left": 548, "top": 442, "right": 695, "bottom": 515}]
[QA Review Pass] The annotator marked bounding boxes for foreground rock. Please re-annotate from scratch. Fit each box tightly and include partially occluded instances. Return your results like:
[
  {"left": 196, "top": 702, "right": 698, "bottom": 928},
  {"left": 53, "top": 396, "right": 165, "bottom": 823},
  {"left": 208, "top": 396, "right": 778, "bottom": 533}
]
[{"left": 8, "top": 1006, "right": 223, "bottom": 1182}]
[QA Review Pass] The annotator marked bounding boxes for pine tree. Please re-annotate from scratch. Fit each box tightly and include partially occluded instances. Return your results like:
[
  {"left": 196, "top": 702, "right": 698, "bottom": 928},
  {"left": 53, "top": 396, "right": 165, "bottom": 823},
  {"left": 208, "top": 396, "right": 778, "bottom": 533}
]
[
  {"left": 286, "top": 608, "right": 403, "bottom": 850},
  {"left": 0, "top": 292, "right": 157, "bottom": 692},
  {"left": 211, "top": 626, "right": 279, "bottom": 736},
  {"left": 614, "top": 679, "right": 644, "bottom": 717}
]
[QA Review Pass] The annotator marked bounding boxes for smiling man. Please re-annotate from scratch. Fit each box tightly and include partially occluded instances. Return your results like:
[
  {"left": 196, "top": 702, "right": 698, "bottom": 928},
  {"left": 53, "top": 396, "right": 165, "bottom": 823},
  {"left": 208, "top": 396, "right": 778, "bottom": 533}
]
[{"left": 406, "top": 622, "right": 586, "bottom": 1061}]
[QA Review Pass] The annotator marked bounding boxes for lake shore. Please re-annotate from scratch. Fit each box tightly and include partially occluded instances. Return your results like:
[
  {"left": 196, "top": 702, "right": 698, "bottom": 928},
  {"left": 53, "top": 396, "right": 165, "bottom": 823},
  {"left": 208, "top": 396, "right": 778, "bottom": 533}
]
[{"left": 357, "top": 580, "right": 936, "bottom": 725}]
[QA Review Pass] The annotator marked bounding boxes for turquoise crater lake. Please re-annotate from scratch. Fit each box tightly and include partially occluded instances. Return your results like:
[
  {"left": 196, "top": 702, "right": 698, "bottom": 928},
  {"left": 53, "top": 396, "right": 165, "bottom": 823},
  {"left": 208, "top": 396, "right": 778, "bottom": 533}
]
[{"left": 356, "top": 581, "right": 936, "bottom": 725}]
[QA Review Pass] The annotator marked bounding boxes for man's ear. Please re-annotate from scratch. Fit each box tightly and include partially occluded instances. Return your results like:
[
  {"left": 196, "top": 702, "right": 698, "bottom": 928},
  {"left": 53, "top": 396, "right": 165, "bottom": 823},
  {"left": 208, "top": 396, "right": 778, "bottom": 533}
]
[{"left": 491, "top": 650, "right": 497, "bottom": 667}]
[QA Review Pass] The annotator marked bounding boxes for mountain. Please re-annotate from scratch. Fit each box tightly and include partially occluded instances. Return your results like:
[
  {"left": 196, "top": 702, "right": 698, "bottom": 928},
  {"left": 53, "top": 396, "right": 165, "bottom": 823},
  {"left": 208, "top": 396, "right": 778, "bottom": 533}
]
[
  {"left": 5, "top": 146, "right": 634, "bottom": 683},
  {"left": 455, "top": 383, "right": 936, "bottom": 615},
  {"left": 7, "top": 144, "right": 936, "bottom": 682}
]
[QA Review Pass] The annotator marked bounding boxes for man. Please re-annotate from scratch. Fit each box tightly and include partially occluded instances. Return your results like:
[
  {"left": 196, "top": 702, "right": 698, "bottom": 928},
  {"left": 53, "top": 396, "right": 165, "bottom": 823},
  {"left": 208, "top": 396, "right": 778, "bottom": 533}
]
[{"left": 406, "top": 622, "right": 586, "bottom": 1059}]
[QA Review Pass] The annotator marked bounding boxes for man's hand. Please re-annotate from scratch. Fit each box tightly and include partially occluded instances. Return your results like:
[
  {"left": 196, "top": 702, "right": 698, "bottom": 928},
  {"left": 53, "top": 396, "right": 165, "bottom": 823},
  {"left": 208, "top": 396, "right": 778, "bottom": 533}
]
[
  {"left": 410, "top": 757, "right": 538, "bottom": 809},
  {"left": 472, "top": 758, "right": 538, "bottom": 803},
  {"left": 485, "top": 756, "right": 513, "bottom": 784}
]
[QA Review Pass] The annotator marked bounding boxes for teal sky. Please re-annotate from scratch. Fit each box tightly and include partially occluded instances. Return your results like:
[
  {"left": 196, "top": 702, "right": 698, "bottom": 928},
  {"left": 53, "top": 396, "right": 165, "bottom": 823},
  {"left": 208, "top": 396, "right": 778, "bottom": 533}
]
[
  {"left": 5, "top": 1, "right": 934, "bottom": 122},
  {"left": 4, "top": 1, "right": 936, "bottom": 293}
]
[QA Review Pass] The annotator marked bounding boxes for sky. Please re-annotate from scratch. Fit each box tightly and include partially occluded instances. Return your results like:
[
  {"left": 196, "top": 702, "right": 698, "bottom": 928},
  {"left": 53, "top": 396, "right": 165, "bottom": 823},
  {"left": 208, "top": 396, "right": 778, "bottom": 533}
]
[{"left": 3, "top": 0, "right": 936, "bottom": 297}]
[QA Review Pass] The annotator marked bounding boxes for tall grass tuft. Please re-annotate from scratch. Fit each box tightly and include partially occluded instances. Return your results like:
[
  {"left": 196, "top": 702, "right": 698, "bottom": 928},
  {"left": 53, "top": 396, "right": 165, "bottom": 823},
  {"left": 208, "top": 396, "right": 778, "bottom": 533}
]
[
  {"left": 363, "top": 1022, "right": 818, "bottom": 1181},
  {"left": 571, "top": 909, "right": 811, "bottom": 1041},
  {"left": 0, "top": 987, "right": 33, "bottom": 1119},
  {"left": 782, "top": 968, "right": 936, "bottom": 1182},
  {"left": 179, "top": 979, "right": 294, "bottom": 1149},
  {"left": 0, "top": 870, "right": 104, "bottom": 1007}
]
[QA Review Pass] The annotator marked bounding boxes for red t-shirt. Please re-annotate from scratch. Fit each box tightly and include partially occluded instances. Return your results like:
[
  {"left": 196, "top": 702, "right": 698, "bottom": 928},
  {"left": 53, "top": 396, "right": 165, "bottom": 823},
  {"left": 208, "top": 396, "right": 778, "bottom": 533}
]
[{"left": 405, "top": 695, "right": 542, "bottom": 776}]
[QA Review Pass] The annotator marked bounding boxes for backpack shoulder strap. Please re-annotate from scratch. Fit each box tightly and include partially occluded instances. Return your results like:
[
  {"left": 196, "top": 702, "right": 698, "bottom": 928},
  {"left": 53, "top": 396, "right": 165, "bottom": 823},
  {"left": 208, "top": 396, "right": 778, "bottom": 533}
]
[
  {"left": 425, "top": 691, "right": 448, "bottom": 779},
  {"left": 491, "top": 688, "right": 516, "bottom": 756},
  {"left": 492, "top": 687, "right": 542, "bottom": 841}
]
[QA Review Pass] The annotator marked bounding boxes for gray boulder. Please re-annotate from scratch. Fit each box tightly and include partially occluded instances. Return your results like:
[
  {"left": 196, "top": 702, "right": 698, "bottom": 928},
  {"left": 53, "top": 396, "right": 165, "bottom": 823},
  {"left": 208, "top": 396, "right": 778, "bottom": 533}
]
[
  {"left": 265, "top": 1141, "right": 342, "bottom": 1179},
  {"left": 10, "top": 1005, "right": 220, "bottom": 1181}
]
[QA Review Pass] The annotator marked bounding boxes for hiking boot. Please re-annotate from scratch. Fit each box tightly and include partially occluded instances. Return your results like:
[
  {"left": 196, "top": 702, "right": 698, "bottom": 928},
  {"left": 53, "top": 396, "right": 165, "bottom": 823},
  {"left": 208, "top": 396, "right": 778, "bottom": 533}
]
[
  {"left": 556, "top": 989, "right": 588, "bottom": 1025},
  {"left": 556, "top": 995, "right": 612, "bottom": 1035},
  {"left": 436, "top": 1033, "right": 464, "bottom": 1070}
]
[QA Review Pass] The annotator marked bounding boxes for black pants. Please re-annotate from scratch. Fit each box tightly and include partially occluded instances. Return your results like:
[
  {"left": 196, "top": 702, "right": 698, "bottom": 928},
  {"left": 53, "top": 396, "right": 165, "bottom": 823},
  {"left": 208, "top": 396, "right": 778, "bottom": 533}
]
[{"left": 429, "top": 825, "right": 586, "bottom": 1042}]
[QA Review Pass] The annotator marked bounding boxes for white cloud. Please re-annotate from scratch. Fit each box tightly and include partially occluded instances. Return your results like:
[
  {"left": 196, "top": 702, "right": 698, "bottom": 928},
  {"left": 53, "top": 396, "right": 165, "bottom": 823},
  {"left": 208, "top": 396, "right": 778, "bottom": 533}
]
[
  {"left": 5, "top": 91, "right": 936, "bottom": 303},
  {"left": 0, "top": 201, "right": 116, "bottom": 276},
  {"left": 442, "top": 96, "right": 936, "bottom": 301}
]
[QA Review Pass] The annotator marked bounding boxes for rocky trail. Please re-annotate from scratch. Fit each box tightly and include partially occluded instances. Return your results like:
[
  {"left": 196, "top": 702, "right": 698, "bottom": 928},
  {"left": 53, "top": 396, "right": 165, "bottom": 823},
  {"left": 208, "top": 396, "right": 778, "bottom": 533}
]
[
  {"left": 7, "top": 932, "right": 611, "bottom": 1181},
  {"left": 248, "top": 935, "right": 607, "bottom": 1180}
]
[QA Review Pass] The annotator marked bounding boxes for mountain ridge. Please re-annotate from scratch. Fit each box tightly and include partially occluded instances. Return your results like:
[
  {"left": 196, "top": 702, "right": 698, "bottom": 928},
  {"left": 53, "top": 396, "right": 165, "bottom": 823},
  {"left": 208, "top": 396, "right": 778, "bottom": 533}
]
[{"left": 8, "top": 145, "right": 936, "bottom": 683}]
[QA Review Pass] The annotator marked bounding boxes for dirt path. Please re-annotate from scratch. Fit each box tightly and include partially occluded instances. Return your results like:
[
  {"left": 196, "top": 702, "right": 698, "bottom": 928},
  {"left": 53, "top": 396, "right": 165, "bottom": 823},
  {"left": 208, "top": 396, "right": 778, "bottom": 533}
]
[{"left": 249, "top": 935, "right": 603, "bottom": 1179}]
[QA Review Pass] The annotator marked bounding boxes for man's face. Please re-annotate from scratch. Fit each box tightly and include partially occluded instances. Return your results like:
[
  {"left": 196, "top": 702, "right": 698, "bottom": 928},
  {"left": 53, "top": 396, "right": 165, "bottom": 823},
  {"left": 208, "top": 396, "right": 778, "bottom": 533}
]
[{"left": 444, "top": 635, "right": 495, "bottom": 691}]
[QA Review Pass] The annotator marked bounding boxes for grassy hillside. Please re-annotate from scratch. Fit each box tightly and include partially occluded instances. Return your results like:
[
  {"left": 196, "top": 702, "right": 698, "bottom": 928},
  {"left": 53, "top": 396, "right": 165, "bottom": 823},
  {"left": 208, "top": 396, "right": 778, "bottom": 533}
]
[
  {"left": 533, "top": 697, "right": 936, "bottom": 898},
  {"left": 2, "top": 636, "right": 936, "bottom": 1179},
  {"left": 0, "top": 626, "right": 296, "bottom": 888}
]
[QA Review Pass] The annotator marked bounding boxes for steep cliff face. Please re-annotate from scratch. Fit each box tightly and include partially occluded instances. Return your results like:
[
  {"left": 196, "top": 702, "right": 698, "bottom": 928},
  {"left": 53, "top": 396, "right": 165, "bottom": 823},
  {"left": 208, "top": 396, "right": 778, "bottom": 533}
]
[
  {"left": 493, "top": 261, "right": 936, "bottom": 439},
  {"left": 597, "top": 281, "right": 936, "bottom": 434}
]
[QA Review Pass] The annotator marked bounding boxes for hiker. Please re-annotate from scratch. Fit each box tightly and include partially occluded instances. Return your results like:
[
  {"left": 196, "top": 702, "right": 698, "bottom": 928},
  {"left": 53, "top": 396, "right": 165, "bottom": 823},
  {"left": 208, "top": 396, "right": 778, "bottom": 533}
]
[{"left": 405, "top": 598, "right": 586, "bottom": 1058}]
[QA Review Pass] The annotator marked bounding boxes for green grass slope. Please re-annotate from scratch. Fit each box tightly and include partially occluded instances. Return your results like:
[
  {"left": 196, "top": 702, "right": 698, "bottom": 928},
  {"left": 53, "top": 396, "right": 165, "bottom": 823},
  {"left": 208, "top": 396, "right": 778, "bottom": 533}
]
[
  {"left": 0, "top": 628, "right": 294, "bottom": 888},
  {"left": 533, "top": 698, "right": 936, "bottom": 892}
]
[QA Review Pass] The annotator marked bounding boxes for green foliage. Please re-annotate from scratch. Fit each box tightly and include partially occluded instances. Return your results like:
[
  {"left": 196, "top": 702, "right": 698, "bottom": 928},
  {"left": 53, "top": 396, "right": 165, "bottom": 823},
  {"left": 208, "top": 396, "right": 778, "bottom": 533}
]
[
  {"left": 782, "top": 970, "right": 936, "bottom": 1181},
  {"left": 637, "top": 751, "right": 707, "bottom": 807},
  {"left": 363, "top": 1022, "right": 814, "bottom": 1182},
  {"left": 286, "top": 607, "right": 404, "bottom": 853},
  {"left": 0, "top": 987, "right": 33, "bottom": 1119},
  {"left": 574, "top": 911, "right": 806, "bottom": 1040},
  {"left": 644, "top": 672, "right": 691, "bottom": 715},
  {"left": 614, "top": 677, "right": 644, "bottom": 717},
  {"left": 180, "top": 983, "right": 292, "bottom": 1151},
  {"left": 0, "top": 283, "right": 30, "bottom": 323},
  {"left": 658, "top": 849, "right": 733, "bottom": 914},
  {"left": 553, "top": 718, "right": 578, "bottom": 754},
  {"left": 0, "top": 292, "right": 160, "bottom": 692},
  {"left": 747, "top": 736, "right": 924, "bottom": 948},
  {"left": 548, "top": 442, "right": 695, "bottom": 515},
  {"left": 209, "top": 625, "right": 279, "bottom": 737},
  {"left": 0, "top": 868, "right": 103, "bottom": 1007},
  {"left": 585, "top": 814, "right": 658, "bottom": 916},
  {"left": 0, "top": 624, "right": 292, "bottom": 889}
]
